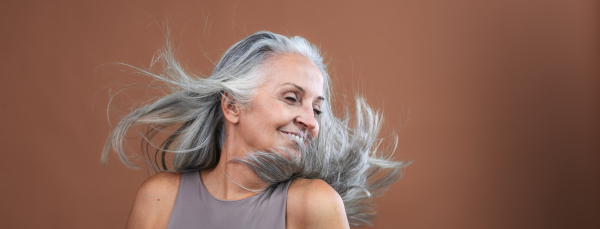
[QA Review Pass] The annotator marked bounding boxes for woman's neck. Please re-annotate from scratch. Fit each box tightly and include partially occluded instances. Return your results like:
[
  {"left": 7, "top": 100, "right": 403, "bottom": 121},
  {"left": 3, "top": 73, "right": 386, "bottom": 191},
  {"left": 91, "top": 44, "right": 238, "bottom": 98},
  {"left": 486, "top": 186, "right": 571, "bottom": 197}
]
[{"left": 199, "top": 138, "right": 269, "bottom": 200}]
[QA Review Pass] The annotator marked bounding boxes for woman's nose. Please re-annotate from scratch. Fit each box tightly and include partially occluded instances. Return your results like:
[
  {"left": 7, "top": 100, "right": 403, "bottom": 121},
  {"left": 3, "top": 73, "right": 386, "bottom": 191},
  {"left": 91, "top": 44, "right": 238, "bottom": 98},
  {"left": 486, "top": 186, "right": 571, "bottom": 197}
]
[{"left": 295, "top": 105, "right": 318, "bottom": 132}]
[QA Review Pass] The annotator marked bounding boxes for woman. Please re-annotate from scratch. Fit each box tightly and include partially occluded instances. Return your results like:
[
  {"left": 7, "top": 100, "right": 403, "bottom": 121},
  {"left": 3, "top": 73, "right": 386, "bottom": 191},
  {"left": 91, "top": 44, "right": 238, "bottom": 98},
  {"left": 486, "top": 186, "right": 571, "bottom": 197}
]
[{"left": 103, "top": 31, "right": 406, "bottom": 229}]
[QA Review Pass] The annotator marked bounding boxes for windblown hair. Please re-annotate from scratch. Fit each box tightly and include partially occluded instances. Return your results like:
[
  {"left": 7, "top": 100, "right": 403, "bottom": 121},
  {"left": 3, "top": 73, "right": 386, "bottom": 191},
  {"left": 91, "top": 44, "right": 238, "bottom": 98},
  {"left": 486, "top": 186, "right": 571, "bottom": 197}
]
[{"left": 102, "top": 31, "right": 407, "bottom": 227}]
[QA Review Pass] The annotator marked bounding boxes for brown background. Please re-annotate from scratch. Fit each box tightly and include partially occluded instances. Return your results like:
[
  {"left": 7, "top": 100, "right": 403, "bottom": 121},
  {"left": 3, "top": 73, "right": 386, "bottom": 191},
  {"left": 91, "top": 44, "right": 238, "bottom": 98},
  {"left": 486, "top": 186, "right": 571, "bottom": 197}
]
[{"left": 1, "top": 0, "right": 598, "bottom": 228}]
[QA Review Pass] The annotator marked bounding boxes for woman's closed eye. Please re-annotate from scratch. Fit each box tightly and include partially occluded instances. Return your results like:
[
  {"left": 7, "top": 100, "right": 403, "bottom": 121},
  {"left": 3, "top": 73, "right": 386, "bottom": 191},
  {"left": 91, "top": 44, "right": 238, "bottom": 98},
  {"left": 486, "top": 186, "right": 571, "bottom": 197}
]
[
  {"left": 283, "top": 92, "right": 299, "bottom": 103},
  {"left": 313, "top": 109, "right": 322, "bottom": 116},
  {"left": 283, "top": 92, "right": 322, "bottom": 116}
]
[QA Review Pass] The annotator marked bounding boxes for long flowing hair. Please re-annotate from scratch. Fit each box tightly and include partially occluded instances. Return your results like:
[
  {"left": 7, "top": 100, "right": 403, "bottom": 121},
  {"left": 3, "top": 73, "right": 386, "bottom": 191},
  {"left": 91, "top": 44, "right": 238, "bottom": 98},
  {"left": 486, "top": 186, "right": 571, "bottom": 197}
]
[{"left": 102, "top": 30, "right": 408, "bottom": 227}]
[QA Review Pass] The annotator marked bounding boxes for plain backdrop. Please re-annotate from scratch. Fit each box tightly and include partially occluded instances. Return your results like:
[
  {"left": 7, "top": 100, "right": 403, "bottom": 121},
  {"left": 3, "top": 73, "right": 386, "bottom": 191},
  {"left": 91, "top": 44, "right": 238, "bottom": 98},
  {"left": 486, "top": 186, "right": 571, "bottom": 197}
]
[{"left": 0, "top": 0, "right": 598, "bottom": 228}]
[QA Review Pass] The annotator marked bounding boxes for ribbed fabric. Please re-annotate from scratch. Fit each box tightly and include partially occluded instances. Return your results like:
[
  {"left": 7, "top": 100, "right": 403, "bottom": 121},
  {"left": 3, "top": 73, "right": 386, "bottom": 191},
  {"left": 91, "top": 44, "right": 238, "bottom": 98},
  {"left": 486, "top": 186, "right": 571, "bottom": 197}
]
[{"left": 166, "top": 170, "right": 292, "bottom": 229}]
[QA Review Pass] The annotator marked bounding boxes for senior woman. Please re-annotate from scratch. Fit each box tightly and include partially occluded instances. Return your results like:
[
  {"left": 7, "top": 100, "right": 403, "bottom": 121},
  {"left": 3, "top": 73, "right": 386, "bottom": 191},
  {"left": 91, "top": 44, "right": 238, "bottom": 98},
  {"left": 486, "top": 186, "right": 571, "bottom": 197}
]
[{"left": 102, "top": 31, "right": 406, "bottom": 229}]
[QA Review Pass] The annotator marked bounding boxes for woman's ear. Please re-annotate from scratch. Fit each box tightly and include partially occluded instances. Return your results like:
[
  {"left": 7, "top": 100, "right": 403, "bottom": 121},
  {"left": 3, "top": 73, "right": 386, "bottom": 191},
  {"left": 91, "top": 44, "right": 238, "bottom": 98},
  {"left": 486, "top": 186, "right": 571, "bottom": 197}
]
[{"left": 221, "top": 92, "right": 240, "bottom": 124}]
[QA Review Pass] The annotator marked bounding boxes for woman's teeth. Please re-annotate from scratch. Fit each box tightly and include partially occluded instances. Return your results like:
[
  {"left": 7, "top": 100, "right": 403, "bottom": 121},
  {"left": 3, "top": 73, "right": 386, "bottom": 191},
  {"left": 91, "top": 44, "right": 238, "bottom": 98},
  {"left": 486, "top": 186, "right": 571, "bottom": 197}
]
[
  {"left": 291, "top": 134, "right": 302, "bottom": 142},
  {"left": 285, "top": 132, "right": 303, "bottom": 142}
]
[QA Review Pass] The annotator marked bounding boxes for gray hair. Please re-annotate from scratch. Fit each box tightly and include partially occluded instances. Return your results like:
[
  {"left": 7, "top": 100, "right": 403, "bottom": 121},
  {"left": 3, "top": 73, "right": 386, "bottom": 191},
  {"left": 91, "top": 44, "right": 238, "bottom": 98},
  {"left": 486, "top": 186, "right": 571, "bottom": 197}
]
[{"left": 102, "top": 31, "right": 407, "bottom": 227}]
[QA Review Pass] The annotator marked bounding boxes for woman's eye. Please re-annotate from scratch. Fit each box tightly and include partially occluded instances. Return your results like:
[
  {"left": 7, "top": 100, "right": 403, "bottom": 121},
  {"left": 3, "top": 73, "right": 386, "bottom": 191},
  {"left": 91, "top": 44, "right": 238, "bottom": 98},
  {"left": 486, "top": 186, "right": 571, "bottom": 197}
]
[
  {"left": 283, "top": 92, "right": 299, "bottom": 103},
  {"left": 285, "top": 96, "right": 298, "bottom": 102},
  {"left": 313, "top": 109, "right": 322, "bottom": 116}
]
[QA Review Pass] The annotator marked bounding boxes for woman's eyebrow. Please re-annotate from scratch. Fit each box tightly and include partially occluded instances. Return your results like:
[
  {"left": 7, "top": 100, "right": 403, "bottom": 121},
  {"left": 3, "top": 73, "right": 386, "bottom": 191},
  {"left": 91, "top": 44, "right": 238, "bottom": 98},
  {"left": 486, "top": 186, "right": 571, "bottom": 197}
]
[
  {"left": 283, "top": 82, "right": 325, "bottom": 101},
  {"left": 283, "top": 82, "right": 306, "bottom": 93}
]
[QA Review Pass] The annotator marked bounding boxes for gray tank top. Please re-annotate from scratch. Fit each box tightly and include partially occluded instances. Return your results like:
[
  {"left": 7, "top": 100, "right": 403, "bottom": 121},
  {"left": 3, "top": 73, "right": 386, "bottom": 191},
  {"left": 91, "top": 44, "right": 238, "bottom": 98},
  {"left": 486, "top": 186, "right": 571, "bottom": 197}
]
[{"left": 166, "top": 170, "right": 292, "bottom": 229}]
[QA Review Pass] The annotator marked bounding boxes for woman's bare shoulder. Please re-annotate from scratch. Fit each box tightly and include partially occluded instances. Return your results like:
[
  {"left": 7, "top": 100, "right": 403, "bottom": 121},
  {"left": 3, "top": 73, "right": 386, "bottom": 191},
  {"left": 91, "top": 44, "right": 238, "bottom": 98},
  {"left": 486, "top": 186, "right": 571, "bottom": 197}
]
[
  {"left": 139, "top": 171, "right": 182, "bottom": 193},
  {"left": 125, "top": 171, "right": 182, "bottom": 229},
  {"left": 286, "top": 178, "right": 350, "bottom": 229}
]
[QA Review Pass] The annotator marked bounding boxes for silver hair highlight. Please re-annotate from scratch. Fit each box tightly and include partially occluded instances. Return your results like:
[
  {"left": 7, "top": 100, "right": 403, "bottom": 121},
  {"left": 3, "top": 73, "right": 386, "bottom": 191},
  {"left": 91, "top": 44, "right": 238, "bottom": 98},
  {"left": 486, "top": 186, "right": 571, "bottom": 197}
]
[{"left": 102, "top": 31, "right": 408, "bottom": 227}]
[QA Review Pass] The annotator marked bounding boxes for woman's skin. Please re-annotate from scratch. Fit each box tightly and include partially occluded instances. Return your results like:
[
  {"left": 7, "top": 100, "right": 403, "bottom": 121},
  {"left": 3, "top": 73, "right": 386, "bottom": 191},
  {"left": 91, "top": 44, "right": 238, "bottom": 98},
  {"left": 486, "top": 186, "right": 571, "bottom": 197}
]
[{"left": 125, "top": 54, "right": 350, "bottom": 229}]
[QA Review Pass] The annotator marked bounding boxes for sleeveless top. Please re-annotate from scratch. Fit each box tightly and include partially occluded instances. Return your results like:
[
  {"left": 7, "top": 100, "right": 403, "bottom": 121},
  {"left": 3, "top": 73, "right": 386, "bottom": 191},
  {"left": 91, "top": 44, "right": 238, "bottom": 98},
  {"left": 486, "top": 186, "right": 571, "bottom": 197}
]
[{"left": 166, "top": 170, "right": 293, "bottom": 229}]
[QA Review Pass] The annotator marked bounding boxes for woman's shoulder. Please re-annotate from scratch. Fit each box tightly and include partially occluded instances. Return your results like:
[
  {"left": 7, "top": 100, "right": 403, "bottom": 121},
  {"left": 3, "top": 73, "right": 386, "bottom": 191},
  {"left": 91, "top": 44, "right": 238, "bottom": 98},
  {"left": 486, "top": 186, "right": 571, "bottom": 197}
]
[
  {"left": 138, "top": 171, "right": 182, "bottom": 193},
  {"left": 134, "top": 171, "right": 182, "bottom": 204},
  {"left": 286, "top": 178, "right": 350, "bottom": 229},
  {"left": 125, "top": 171, "right": 182, "bottom": 229},
  {"left": 287, "top": 178, "right": 337, "bottom": 199}
]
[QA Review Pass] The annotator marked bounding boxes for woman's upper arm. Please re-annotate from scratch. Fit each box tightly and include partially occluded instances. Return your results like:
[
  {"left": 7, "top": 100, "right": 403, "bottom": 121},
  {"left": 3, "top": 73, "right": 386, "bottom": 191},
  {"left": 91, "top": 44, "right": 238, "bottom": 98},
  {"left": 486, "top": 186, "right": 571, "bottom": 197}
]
[
  {"left": 125, "top": 171, "right": 181, "bottom": 229},
  {"left": 287, "top": 179, "right": 350, "bottom": 229}
]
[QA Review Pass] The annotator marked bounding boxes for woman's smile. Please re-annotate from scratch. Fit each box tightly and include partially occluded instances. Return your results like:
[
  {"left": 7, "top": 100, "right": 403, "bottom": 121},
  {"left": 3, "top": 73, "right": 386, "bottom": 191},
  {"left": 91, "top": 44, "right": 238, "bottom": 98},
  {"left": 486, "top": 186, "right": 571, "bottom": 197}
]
[{"left": 279, "top": 130, "right": 305, "bottom": 145}]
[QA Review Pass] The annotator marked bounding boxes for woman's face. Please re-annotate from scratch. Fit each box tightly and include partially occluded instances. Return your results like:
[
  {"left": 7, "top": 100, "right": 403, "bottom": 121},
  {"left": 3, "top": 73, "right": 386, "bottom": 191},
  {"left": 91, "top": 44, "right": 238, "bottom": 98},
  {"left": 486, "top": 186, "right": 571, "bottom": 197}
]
[{"left": 236, "top": 54, "right": 324, "bottom": 155}]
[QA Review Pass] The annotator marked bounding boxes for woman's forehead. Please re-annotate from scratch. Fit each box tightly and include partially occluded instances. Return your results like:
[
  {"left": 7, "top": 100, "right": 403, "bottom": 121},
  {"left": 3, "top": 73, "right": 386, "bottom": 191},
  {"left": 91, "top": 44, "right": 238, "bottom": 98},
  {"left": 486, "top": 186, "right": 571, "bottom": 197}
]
[{"left": 264, "top": 54, "right": 324, "bottom": 96}]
